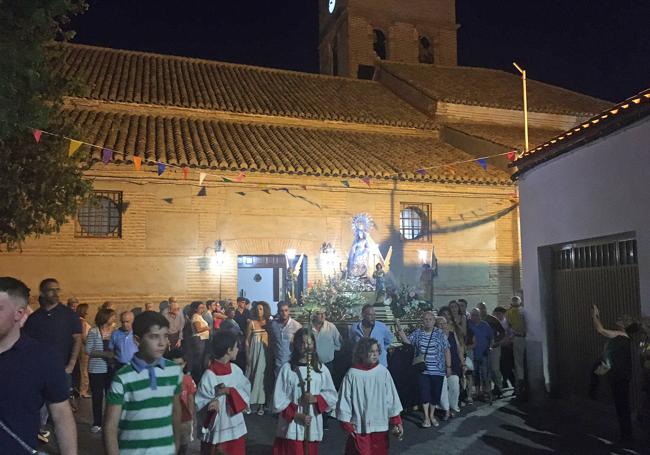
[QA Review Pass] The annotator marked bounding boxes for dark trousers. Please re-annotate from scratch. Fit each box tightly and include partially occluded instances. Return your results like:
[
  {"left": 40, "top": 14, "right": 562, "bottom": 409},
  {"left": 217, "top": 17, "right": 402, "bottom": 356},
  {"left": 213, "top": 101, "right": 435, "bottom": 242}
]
[
  {"left": 418, "top": 373, "right": 445, "bottom": 406},
  {"left": 610, "top": 377, "right": 632, "bottom": 437},
  {"left": 89, "top": 372, "right": 111, "bottom": 427},
  {"left": 500, "top": 344, "right": 516, "bottom": 388}
]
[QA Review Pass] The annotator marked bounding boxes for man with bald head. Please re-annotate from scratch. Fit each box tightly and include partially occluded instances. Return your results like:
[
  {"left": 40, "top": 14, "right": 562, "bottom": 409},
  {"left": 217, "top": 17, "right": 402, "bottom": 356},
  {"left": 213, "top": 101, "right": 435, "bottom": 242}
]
[
  {"left": 109, "top": 310, "right": 137, "bottom": 370},
  {"left": 162, "top": 297, "right": 185, "bottom": 350}
]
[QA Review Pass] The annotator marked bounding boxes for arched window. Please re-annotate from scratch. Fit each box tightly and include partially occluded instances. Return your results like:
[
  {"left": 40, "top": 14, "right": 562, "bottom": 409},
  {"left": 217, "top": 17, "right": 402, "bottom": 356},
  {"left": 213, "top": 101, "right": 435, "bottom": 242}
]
[
  {"left": 419, "top": 36, "right": 434, "bottom": 64},
  {"left": 76, "top": 191, "right": 123, "bottom": 238},
  {"left": 373, "top": 29, "right": 387, "bottom": 60},
  {"left": 400, "top": 205, "right": 429, "bottom": 240}
]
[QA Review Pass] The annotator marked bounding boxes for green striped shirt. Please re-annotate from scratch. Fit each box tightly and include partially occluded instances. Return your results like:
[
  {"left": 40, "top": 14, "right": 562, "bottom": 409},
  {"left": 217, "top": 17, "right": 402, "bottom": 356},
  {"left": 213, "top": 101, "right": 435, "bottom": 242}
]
[{"left": 107, "top": 359, "right": 182, "bottom": 455}]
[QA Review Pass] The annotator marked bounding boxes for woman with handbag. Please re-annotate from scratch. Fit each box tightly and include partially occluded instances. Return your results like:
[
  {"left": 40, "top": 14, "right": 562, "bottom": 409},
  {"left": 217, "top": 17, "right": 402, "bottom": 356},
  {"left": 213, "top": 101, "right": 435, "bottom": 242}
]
[
  {"left": 592, "top": 305, "right": 637, "bottom": 441},
  {"left": 396, "top": 311, "right": 451, "bottom": 428}
]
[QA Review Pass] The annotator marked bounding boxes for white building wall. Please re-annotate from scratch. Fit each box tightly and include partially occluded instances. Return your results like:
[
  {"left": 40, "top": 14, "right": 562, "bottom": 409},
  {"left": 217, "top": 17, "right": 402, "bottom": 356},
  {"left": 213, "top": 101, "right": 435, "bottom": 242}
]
[{"left": 518, "top": 116, "right": 650, "bottom": 397}]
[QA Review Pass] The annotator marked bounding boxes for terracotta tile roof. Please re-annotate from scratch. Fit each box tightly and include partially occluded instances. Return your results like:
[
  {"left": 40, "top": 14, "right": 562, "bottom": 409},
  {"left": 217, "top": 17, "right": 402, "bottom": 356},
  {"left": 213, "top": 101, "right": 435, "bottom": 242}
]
[
  {"left": 53, "top": 43, "right": 432, "bottom": 129},
  {"left": 379, "top": 61, "right": 611, "bottom": 116},
  {"left": 443, "top": 122, "right": 565, "bottom": 150},
  {"left": 64, "top": 106, "right": 510, "bottom": 185},
  {"left": 512, "top": 89, "right": 650, "bottom": 179}
]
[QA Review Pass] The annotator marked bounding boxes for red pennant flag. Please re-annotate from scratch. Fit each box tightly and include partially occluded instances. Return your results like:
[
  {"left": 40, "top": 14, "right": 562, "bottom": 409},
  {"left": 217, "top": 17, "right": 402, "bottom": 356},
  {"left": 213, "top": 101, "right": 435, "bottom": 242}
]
[
  {"left": 234, "top": 172, "right": 246, "bottom": 182},
  {"left": 182, "top": 167, "right": 189, "bottom": 180},
  {"left": 361, "top": 176, "right": 371, "bottom": 187},
  {"left": 507, "top": 150, "right": 517, "bottom": 162},
  {"left": 133, "top": 156, "right": 142, "bottom": 171},
  {"left": 33, "top": 129, "right": 42, "bottom": 143}
]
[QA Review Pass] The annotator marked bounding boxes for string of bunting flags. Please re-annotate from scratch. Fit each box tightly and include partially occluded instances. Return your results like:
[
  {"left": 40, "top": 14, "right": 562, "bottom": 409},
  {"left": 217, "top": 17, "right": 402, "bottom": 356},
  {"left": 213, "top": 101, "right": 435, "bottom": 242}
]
[{"left": 29, "top": 126, "right": 519, "bottom": 201}]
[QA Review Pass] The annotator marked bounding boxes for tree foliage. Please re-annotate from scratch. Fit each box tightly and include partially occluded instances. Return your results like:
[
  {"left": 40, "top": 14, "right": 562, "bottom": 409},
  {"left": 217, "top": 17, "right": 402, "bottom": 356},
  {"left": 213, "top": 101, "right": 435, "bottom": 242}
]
[{"left": 0, "top": 0, "right": 90, "bottom": 249}]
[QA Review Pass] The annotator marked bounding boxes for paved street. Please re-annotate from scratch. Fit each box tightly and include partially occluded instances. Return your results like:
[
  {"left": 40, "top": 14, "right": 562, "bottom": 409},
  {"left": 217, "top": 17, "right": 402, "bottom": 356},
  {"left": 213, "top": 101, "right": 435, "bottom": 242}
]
[{"left": 43, "top": 393, "right": 647, "bottom": 455}]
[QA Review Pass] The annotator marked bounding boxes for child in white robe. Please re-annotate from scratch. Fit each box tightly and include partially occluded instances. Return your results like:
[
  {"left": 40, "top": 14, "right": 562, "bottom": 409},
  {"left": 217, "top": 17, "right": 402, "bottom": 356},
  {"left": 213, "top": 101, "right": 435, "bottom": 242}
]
[
  {"left": 272, "top": 328, "right": 338, "bottom": 455},
  {"left": 337, "top": 337, "right": 404, "bottom": 455},
  {"left": 195, "top": 331, "right": 251, "bottom": 455}
]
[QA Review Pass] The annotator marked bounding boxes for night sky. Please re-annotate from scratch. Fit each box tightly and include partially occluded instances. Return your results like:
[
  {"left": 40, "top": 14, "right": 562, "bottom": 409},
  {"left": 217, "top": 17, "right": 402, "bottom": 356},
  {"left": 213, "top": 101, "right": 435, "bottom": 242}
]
[{"left": 70, "top": 0, "right": 650, "bottom": 103}]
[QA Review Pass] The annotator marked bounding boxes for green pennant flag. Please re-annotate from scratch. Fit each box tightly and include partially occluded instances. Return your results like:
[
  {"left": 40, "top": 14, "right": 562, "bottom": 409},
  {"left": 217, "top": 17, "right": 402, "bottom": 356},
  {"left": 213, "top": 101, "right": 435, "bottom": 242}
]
[{"left": 223, "top": 177, "right": 233, "bottom": 183}]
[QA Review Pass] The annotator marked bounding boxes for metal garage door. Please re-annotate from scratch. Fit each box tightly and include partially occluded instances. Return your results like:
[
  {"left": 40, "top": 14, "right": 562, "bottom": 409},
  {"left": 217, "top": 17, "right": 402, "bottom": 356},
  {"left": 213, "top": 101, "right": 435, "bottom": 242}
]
[{"left": 551, "top": 236, "right": 641, "bottom": 407}]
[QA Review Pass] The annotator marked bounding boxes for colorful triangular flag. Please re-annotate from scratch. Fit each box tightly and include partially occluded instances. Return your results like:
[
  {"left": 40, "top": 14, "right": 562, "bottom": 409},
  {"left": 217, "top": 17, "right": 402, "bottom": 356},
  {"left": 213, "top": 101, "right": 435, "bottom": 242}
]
[
  {"left": 33, "top": 129, "right": 42, "bottom": 143},
  {"left": 163, "top": 198, "right": 174, "bottom": 204},
  {"left": 68, "top": 139, "right": 82, "bottom": 157},
  {"left": 262, "top": 189, "right": 271, "bottom": 194},
  {"left": 361, "top": 176, "right": 371, "bottom": 187},
  {"left": 199, "top": 172, "right": 207, "bottom": 185},
  {"left": 477, "top": 158, "right": 487, "bottom": 171},
  {"left": 102, "top": 148, "right": 112, "bottom": 164},
  {"left": 182, "top": 167, "right": 189, "bottom": 180},
  {"left": 235, "top": 192, "right": 246, "bottom": 196},
  {"left": 416, "top": 169, "right": 427, "bottom": 175},
  {"left": 234, "top": 172, "right": 246, "bottom": 182},
  {"left": 157, "top": 163, "right": 166, "bottom": 176},
  {"left": 341, "top": 180, "right": 350, "bottom": 188},
  {"left": 223, "top": 177, "right": 233, "bottom": 183},
  {"left": 507, "top": 150, "right": 517, "bottom": 162},
  {"left": 133, "top": 156, "right": 142, "bottom": 171},
  {"left": 197, "top": 186, "right": 207, "bottom": 197}
]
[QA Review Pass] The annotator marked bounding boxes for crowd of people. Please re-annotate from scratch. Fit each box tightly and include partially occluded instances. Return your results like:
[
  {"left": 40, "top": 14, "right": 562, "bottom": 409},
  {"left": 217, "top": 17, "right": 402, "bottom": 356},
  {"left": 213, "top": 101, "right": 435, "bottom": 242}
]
[{"left": 2, "top": 274, "right": 645, "bottom": 454}]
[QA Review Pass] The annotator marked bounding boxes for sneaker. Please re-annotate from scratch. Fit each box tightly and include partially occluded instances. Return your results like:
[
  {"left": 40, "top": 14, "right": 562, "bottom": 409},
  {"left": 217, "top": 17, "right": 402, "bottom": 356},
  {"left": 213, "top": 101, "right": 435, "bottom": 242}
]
[
  {"left": 37, "top": 431, "right": 49, "bottom": 444},
  {"left": 90, "top": 426, "right": 102, "bottom": 433}
]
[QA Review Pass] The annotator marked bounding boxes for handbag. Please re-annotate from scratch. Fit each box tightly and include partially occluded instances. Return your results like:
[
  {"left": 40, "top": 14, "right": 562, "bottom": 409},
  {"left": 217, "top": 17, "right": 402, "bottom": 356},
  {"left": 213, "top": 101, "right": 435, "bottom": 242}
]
[{"left": 412, "top": 330, "right": 434, "bottom": 373}]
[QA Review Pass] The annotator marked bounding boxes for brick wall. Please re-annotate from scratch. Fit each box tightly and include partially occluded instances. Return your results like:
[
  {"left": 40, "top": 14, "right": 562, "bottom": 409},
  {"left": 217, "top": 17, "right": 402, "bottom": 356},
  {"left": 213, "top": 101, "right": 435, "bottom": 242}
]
[
  {"left": 322, "top": 0, "right": 458, "bottom": 77},
  {"left": 0, "top": 170, "right": 520, "bottom": 316}
]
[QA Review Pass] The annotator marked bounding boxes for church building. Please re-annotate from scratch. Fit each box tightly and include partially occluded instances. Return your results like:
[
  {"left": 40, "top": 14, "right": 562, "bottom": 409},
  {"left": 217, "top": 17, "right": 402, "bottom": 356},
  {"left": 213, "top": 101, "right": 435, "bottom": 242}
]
[{"left": 1, "top": 0, "right": 610, "bottom": 314}]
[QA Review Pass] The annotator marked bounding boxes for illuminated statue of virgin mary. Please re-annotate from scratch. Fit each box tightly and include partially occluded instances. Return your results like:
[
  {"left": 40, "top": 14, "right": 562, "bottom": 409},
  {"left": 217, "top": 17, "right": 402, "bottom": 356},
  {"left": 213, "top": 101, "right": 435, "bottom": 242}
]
[{"left": 347, "top": 213, "right": 382, "bottom": 280}]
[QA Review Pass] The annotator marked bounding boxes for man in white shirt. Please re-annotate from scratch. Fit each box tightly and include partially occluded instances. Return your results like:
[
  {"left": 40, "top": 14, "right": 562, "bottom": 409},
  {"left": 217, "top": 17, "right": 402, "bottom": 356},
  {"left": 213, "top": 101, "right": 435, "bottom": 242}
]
[
  {"left": 269, "top": 301, "right": 302, "bottom": 376},
  {"left": 308, "top": 308, "right": 342, "bottom": 371}
]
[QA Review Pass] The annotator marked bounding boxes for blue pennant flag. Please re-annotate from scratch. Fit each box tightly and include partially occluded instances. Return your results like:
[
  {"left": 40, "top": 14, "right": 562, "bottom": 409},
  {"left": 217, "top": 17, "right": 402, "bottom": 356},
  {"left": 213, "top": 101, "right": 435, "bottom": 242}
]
[
  {"left": 157, "top": 163, "right": 166, "bottom": 176},
  {"left": 477, "top": 159, "right": 487, "bottom": 171}
]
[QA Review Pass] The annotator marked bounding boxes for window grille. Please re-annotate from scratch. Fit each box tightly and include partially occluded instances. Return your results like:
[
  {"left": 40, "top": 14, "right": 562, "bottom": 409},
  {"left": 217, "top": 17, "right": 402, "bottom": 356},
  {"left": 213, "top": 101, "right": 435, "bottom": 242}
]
[
  {"left": 399, "top": 203, "right": 431, "bottom": 241},
  {"left": 76, "top": 191, "right": 122, "bottom": 238},
  {"left": 552, "top": 238, "right": 637, "bottom": 270}
]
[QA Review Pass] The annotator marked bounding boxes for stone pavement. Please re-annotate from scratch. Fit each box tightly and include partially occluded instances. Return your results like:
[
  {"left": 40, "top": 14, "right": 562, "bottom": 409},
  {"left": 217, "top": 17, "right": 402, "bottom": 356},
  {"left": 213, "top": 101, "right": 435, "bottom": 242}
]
[{"left": 43, "top": 394, "right": 647, "bottom": 455}]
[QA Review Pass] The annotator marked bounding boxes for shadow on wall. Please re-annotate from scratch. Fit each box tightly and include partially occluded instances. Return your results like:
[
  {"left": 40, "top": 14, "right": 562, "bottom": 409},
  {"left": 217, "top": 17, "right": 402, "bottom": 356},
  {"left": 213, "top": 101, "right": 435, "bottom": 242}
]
[{"left": 431, "top": 203, "right": 518, "bottom": 234}]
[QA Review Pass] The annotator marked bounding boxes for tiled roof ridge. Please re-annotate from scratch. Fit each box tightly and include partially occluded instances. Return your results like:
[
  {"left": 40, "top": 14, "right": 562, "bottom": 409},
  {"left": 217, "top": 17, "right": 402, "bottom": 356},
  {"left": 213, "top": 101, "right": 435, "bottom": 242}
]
[
  {"left": 512, "top": 88, "right": 650, "bottom": 178},
  {"left": 55, "top": 41, "right": 379, "bottom": 85},
  {"left": 379, "top": 60, "right": 610, "bottom": 115},
  {"left": 64, "top": 97, "right": 438, "bottom": 137}
]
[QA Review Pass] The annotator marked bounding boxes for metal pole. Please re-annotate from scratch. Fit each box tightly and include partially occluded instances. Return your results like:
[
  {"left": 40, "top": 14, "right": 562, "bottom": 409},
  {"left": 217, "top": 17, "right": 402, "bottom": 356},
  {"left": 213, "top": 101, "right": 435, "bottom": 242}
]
[{"left": 513, "top": 62, "right": 529, "bottom": 153}]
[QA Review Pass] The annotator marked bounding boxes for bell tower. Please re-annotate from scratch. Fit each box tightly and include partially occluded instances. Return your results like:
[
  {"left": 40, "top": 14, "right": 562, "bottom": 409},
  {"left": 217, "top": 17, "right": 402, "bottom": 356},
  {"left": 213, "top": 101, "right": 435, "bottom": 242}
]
[{"left": 319, "top": 0, "right": 458, "bottom": 78}]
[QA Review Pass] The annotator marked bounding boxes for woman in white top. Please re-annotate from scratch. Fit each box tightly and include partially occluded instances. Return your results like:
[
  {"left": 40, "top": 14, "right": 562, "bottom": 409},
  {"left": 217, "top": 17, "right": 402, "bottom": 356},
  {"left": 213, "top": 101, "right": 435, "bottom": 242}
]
[
  {"left": 246, "top": 301, "right": 271, "bottom": 415},
  {"left": 190, "top": 301, "right": 211, "bottom": 383}
]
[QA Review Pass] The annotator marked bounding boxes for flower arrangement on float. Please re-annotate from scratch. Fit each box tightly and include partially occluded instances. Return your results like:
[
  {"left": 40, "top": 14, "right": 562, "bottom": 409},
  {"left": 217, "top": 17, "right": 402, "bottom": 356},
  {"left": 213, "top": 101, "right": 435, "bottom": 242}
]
[{"left": 301, "top": 277, "right": 369, "bottom": 321}]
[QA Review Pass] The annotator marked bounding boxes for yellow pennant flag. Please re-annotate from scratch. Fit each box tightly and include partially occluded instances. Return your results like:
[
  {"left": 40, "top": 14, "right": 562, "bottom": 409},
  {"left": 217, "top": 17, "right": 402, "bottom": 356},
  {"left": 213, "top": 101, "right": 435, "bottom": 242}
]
[
  {"left": 68, "top": 140, "right": 82, "bottom": 157},
  {"left": 133, "top": 156, "right": 142, "bottom": 171}
]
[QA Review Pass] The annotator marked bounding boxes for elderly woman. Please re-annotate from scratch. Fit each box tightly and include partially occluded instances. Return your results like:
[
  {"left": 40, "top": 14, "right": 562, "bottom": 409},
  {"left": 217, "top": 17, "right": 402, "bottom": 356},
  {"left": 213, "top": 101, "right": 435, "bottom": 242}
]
[
  {"left": 85, "top": 308, "right": 117, "bottom": 433},
  {"left": 435, "top": 313, "right": 465, "bottom": 418},
  {"left": 592, "top": 304, "right": 637, "bottom": 440},
  {"left": 396, "top": 311, "right": 451, "bottom": 428}
]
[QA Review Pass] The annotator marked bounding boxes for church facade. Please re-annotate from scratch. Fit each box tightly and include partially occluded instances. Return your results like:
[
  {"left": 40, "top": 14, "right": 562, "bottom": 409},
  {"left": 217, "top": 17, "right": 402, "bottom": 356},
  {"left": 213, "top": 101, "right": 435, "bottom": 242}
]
[{"left": 0, "top": 1, "right": 609, "bottom": 312}]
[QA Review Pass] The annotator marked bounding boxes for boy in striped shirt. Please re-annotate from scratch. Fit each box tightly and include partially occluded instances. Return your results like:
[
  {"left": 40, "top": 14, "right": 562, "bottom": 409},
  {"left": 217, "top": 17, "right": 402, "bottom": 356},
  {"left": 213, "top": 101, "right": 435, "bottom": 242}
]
[{"left": 104, "top": 311, "right": 183, "bottom": 455}]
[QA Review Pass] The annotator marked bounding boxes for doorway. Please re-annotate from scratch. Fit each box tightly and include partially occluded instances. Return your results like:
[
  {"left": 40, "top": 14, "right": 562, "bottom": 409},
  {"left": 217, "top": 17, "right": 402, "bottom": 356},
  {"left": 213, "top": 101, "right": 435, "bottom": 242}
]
[
  {"left": 548, "top": 235, "right": 641, "bottom": 408},
  {"left": 237, "top": 254, "right": 308, "bottom": 314}
]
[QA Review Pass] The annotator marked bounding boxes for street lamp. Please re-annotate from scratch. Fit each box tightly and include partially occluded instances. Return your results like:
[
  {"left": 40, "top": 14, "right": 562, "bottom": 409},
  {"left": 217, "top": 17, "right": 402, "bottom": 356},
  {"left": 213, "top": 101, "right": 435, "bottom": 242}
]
[
  {"left": 418, "top": 249, "right": 428, "bottom": 264},
  {"left": 204, "top": 240, "right": 226, "bottom": 300},
  {"left": 513, "top": 62, "right": 529, "bottom": 154}
]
